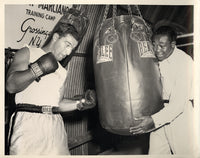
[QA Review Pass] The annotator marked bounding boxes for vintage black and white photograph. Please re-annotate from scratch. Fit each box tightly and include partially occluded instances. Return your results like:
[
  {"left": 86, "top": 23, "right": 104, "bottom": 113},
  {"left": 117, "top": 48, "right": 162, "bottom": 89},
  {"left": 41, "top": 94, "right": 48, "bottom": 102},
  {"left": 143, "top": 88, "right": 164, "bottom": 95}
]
[{"left": 2, "top": 1, "right": 200, "bottom": 156}]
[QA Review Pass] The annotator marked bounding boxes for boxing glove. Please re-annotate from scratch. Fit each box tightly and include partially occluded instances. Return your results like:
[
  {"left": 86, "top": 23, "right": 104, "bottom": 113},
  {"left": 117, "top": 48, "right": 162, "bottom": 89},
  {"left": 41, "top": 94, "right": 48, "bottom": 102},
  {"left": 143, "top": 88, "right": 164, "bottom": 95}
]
[
  {"left": 29, "top": 52, "right": 58, "bottom": 82},
  {"left": 76, "top": 89, "right": 97, "bottom": 111}
]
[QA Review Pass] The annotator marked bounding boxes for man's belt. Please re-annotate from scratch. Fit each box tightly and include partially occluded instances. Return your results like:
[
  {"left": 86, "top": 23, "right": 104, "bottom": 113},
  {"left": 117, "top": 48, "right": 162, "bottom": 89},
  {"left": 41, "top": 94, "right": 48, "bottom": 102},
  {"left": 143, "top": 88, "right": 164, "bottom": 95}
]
[{"left": 16, "top": 104, "right": 59, "bottom": 114}]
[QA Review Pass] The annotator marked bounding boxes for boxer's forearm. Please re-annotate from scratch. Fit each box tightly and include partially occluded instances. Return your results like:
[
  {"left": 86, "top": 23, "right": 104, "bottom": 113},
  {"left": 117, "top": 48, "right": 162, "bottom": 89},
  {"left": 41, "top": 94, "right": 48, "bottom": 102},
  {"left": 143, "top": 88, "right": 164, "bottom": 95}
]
[
  {"left": 58, "top": 99, "right": 78, "bottom": 112},
  {"left": 6, "top": 69, "right": 36, "bottom": 93}
]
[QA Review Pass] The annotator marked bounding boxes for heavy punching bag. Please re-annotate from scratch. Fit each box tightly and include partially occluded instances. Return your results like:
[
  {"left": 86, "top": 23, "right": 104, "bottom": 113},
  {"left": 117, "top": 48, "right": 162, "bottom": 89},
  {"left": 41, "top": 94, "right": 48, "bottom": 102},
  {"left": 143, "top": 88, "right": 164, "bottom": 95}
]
[{"left": 93, "top": 5, "right": 163, "bottom": 135}]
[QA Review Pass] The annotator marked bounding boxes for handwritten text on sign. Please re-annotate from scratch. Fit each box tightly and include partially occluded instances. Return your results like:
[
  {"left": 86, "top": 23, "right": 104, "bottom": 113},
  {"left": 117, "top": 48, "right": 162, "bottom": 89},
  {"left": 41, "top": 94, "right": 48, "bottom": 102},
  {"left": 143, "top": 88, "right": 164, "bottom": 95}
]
[{"left": 5, "top": 4, "right": 72, "bottom": 49}]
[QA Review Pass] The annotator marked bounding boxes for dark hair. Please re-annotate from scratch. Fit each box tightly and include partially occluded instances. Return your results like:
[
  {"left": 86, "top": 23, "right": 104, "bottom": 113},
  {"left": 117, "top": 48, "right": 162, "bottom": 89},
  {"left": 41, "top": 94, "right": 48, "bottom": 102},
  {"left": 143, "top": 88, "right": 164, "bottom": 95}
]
[
  {"left": 53, "top": 23, "right": 81, "bottom": 67},
  {"left": 42, "top": 8, "right": 89, "bottom": 66},
  {"left": 54, "top": 23, "right": 81, "bottom": 41},
  {"left": 153, "top": 26, "right": 177, "bottom": 42},
  {"left": 43, "top": 7, "right": 89, "bottom": 48},
  {"left": 41, "top": 22, "right": 80, "bottom": 67},
  {"left": 42, "top": 23, "right": 80, "bottom": 48}
]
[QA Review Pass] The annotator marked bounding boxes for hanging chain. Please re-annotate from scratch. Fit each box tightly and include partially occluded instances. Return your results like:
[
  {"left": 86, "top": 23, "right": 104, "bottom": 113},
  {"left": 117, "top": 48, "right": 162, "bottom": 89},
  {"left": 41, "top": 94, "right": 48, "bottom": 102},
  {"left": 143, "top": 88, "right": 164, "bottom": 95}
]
[
  {"left": 128, "top": 5, "right": 133, "bottom": 19},
  {"left": 134, "top": 5, "right": 151, "bottom": 31},
  {"left": 97, "top": 5, "right": 110, "bottom": 46},
  {"left": 128, "top": 5, "right": 134, "bottom": 32},
  {"left": 134, "top": 5, "right": 143, "bottom": 18},
  {"left": 99, "top": 5, "right": 110, "bottom": 33},
  {"left": 112, "top": 5, "right": 117, "bottom": 32},
  {"left": 97, "top": 5, "right": 119, "bottom": 46}
]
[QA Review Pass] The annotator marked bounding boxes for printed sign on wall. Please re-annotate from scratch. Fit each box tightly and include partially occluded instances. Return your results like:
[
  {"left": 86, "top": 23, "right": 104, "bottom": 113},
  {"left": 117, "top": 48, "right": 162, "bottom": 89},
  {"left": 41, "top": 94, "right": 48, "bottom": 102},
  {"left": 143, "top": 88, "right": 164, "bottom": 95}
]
[{"left": 5, "top": 4, "right": 72, "bottom": 49}]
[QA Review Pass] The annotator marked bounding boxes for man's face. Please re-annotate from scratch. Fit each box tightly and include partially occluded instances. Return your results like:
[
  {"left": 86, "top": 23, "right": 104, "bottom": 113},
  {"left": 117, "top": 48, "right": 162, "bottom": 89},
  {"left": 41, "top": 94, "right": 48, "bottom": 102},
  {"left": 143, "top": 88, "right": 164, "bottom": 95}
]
[
  {"left": 152, "top": 34, "right": 175, "bottom": 61},
  {"left": 52, "top": 33, "right": 78, "bottom": 61}
]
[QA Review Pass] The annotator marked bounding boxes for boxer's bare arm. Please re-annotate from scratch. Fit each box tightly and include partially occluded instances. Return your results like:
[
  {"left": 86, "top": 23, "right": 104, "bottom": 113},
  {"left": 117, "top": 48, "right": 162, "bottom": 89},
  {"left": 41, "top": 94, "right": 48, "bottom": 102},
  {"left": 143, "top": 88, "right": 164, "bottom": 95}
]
[{"left": 6, "top": 47, "right": 36, "bottom": 93}]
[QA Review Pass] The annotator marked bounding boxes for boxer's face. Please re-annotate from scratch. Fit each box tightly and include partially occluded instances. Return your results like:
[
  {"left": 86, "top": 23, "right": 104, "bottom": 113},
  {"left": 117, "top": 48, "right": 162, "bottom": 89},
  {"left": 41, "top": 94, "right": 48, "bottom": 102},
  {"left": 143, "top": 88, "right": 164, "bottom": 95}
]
[
  {"left": 152, "top": 34, "right": 175, "bottom": 61},
  {"left": 52, "top": 33, "right": 78, "bottom": 61}
]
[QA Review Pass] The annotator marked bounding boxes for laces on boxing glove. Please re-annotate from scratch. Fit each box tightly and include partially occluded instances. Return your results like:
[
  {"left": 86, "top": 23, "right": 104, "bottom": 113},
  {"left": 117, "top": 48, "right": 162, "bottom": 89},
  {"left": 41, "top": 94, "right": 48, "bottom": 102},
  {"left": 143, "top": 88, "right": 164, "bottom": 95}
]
[
  {"left": 29, "top": 62, "right": 43, "bottom": 82},
  {"left": 29, "top": 52, "right": 58, "bottom": 82}
]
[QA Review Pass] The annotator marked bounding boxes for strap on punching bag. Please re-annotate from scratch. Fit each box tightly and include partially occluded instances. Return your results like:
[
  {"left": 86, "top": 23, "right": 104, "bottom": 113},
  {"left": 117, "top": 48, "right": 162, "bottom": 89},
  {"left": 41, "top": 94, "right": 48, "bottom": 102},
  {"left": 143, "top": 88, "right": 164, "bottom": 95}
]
[
  {"left": 129, "top": 5, "right": 151, "bottom": 31},
  {"left": 98, "top": 5, "right": 151, "bottom": 44}
]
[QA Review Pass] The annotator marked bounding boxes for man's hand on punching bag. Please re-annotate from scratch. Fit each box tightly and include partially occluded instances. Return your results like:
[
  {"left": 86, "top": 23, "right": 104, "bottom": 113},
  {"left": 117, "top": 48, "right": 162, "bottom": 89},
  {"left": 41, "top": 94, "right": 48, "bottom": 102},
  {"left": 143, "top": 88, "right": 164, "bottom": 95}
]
[
  {"left": 76, "top": 89, "right": 97, "bottom": 111},
  {"left": 29, "top": 52, "right": 58, "bottom": 82},
  {"left": 129, "top": 116, "right": 156, "bottom": 135}
]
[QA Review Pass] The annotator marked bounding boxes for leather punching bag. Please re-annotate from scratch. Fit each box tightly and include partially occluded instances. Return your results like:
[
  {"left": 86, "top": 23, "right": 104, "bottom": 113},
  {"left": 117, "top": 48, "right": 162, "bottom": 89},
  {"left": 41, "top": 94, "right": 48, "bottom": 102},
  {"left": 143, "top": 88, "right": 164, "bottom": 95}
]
[{"left": 93, "top": 14, "right": 164, "bottom": 135}]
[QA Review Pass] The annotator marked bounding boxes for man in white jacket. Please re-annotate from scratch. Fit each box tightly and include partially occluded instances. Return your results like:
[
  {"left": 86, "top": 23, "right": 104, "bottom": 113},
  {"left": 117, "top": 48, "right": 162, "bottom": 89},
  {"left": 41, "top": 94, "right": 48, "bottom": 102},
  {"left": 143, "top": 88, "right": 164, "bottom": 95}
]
[{"left": 129, "top": 26, "right": 197, "bottom": 155}]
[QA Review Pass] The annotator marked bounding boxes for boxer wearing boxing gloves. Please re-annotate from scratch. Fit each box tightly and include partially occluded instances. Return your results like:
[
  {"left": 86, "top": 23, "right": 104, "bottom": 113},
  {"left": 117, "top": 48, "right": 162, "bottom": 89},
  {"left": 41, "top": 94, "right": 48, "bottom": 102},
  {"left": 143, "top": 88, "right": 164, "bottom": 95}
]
[
  {"left": 29, "top": 52, "right": 59, "bottom": 82},
  {"left": 6, "top": 8, "right": 94, "bottom": 155}
]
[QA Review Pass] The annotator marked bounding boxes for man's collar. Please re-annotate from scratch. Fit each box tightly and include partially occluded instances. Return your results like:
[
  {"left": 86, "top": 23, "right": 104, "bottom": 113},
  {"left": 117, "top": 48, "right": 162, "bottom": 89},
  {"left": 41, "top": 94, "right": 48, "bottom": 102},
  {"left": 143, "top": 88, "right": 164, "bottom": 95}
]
[{"left": 161, "top": 46, "right": 177, "bottom": 64}]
